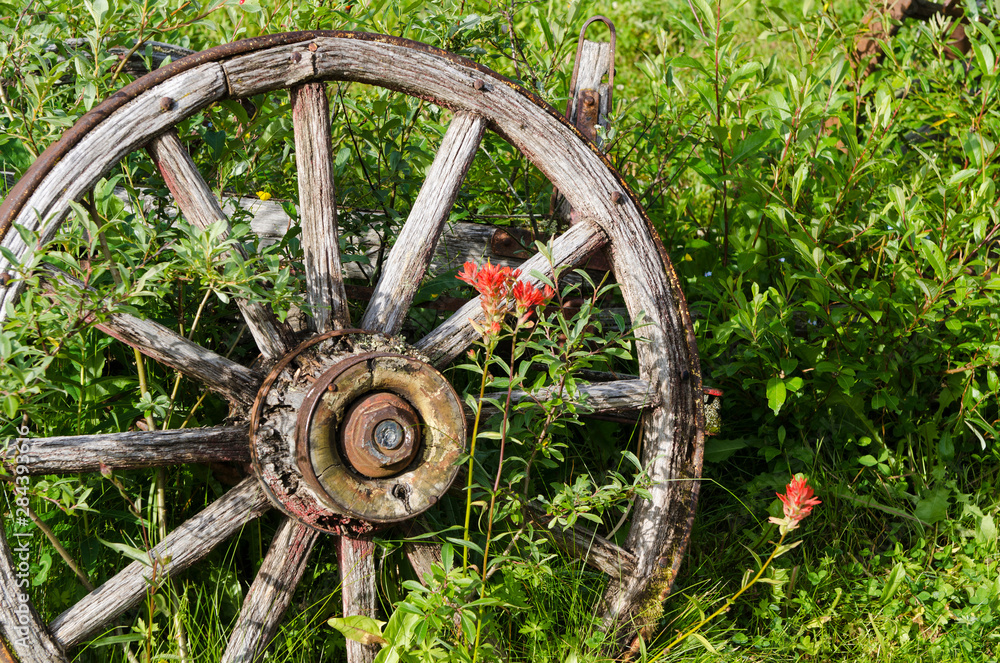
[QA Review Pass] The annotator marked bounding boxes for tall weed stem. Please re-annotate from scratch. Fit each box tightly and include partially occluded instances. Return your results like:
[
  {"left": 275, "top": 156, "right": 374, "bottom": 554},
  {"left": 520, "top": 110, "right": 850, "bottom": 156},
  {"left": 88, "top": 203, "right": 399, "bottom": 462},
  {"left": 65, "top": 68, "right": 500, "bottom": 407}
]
[{"left": 462, "top": 342, "right": 494, "bottom": 572}]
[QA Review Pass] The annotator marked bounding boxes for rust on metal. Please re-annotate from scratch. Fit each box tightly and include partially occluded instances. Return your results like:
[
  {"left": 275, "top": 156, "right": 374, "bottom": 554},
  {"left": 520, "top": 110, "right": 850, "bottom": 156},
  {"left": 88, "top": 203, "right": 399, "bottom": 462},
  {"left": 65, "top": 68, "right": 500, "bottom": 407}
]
[
  {"left": 567, "top": 16, "right": 616, "bottom": 127},
  {"left": 575, "top": 88, "right": 600, "bottom": 142},
  {"left": 293, "top": 352, "right": 465, "bottom": 523},
  {"left": 339, "top": 391, "right": 421, "bottom": 478}
]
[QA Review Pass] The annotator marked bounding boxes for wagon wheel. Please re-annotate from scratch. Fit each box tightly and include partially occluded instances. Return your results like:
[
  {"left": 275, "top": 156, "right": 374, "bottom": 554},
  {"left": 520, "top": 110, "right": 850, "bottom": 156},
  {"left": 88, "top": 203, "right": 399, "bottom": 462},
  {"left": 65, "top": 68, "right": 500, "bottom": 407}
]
[{"left": 0, "top": 31, "right": 704, "bottom": 661}]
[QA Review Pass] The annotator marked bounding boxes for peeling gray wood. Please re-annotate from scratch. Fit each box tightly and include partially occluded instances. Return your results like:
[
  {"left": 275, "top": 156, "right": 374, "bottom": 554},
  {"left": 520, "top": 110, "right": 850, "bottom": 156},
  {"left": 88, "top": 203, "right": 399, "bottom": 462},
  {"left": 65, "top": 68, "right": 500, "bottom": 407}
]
[
  {"left": 480, "top": 379, "right": 657, "bottom": 420},
  {"left": 416, "top": 219, "right": 608, "bottom": 367},
  {"left": 2, "top": 34, "right": 703, "bottom": 652},
  {"left": 0, "top": 532, "right": 69, "bottom": 662},
  {"left": 292, "top": 82, "right": 351, "bottom": 332},
  {"left": 338, "top": 536, "right": 379, "bottom": 663},
  {"left": 0, "top": 63, "right": 227, "bottom": 321},
  {"left": 3, "top": 426, "right": 250, "bottom": 475},
  {"left": 40, "top": 267, "right": 260, "bottom": 405},
  {"left": 222, "top": 518, "right": 319, "bottom": 663},
  {"left": 360, "top": 112, "right": 485, "bottom": 335},
  {"left": 147, "top": 131, "right": 295, "bottom": 361},
  {"left": 224, "top": 42, "right": 317, "bottom": 97},
  {"left": 50, "top": 478, "right": 271, "bottom": 648}
]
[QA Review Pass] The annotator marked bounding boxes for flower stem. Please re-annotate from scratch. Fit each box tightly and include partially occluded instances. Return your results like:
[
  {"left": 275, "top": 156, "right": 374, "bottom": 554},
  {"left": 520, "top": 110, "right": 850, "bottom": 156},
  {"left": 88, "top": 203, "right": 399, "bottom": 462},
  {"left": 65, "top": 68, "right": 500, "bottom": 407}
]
[
  {"left": 657, "top": 531, "right": 788, "bottom": 658},
  {"left": 462, "top": 344, "right": 493, "bottom": 572}
]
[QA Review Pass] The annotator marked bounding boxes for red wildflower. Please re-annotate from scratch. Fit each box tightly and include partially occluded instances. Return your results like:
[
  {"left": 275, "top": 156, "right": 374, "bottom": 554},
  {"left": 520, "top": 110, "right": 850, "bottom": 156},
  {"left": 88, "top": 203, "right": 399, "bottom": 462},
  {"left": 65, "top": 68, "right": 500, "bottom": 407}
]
[
  {"left": 769, "top": 475, "right": 821, "bottom": 534},
  {"left": 512, "top": 280, "right": 555, "bottom": 325},
  {"left": 457, "top": 261, "right": 518, "bottom": 340}
]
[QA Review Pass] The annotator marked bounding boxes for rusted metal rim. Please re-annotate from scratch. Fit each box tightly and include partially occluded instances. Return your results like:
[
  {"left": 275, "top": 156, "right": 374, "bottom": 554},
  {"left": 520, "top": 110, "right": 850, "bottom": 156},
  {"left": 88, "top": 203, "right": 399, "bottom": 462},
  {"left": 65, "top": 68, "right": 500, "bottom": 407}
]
[{"left": 292, "top": 352, "right": 391, "bottom": 493}]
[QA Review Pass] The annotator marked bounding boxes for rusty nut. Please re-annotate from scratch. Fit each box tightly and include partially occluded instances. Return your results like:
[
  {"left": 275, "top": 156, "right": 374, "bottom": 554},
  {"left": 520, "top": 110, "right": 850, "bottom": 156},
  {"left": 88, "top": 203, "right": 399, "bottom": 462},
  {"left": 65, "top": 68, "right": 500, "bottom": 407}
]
[{"left": 340, "top": 391, "right": 420, "bottom": 478}]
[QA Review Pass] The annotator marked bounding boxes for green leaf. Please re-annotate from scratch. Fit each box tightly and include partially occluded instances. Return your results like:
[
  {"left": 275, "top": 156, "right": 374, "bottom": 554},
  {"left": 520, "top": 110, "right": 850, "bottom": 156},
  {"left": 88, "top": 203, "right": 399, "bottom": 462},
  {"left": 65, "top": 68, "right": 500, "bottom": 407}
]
[
  {"left": 97, "top": 537, "right": 152, "bottom": 566},
  {"left": 858, "top": 455, "right": 878, "bottom": 467},
  {"left": 703, "top": 437, "right": 748, "bottom": 463},
  {"left": 880, "top": 562, "right": 906, "bottom": 604},
  {"left": 914, "top": 488, "right": 950, "bottom": 524},
  {"left": 919, "top": 239, "right": 947, "bottom": 279},
  {"left": 948, "top": 168, "right": 979, "bottom": 187},
  {"left": 767, "top": 377, "right": 786, "bottom": 415},
  {"left": 689, "top": 631, "right": 718, "bottom": 653},
  {"left": 328, "top": 615, "right": 388, "bottom": 646}
]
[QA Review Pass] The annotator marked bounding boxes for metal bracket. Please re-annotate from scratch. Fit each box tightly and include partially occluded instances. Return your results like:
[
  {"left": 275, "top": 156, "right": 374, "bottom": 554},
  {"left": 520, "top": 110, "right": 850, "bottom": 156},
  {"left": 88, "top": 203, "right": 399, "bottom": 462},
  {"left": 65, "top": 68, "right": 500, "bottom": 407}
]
[
  {"left": 553, "top": 16, "right": 617, "bottom": 228},
  {"left": 566, "top": 16, "right": 616, "bottom": 147}
]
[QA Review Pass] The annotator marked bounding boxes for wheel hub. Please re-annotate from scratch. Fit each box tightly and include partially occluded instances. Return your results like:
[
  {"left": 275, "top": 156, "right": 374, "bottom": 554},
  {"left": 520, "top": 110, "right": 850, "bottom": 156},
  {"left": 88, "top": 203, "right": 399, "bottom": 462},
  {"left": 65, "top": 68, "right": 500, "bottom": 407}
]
[
  {"left": 338, "top": 391, "right": 420, "bottom": 478},
  {"left": 250, "top": 332, "right": 466, "bottom": 534}
]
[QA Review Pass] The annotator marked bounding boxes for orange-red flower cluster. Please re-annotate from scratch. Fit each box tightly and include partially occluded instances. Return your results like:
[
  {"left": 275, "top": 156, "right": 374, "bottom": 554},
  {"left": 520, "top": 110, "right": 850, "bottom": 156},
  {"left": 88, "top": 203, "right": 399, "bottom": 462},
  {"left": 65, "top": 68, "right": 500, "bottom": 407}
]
[
  {"left": 769, "top": 475, "right": 821, "bottom": 534},
  {"left": 512, "top": 279, "right": 555, "bottom": 325},
  {"left": 457, "top": 261, "right": 554, "bottom": 337}
]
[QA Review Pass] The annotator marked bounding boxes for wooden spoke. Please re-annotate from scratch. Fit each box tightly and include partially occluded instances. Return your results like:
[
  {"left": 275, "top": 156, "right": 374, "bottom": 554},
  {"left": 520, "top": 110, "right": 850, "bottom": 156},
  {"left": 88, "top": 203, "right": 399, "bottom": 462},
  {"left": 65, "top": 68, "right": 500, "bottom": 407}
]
[
  {"left": 3, "top": 426, "right": 249, "bottom": 475},
  {"left": 360, "top": 112, "right": 486, "bottom": 335},
  {"left": 222, "top": 518, "right": 319, "bottom": 663},
  {"left": 415, "top": 218, "right": 608, "bottom": 366},
  {"left": 147, "top": 131, "right": 295, "bottom": 360},
  {"left": 41, "top": 265, "right": 260, "bottom": 404},
  {"left": 525, "top": 503, "right": 637, "bottom": 578},
  {"left": 403, "top": 539, "right": 442, "bottom": 586},
  {"left": 96, "top": 311, "right": 259, "bottom": 405},
  {"left": 0, "top": 536, "right": 69, "bottom": 663},
  {"left": 292, "top": 82, "right": 351, "bottom": 333},
  {"left": 338, "top": 536, "right": 379, "bottom": 663},
  {"left": 49, "top": 478, "right": 271, "bottom": 649},
  {"left": 478, "top": 379, "right": 657, "bottom": 421}
]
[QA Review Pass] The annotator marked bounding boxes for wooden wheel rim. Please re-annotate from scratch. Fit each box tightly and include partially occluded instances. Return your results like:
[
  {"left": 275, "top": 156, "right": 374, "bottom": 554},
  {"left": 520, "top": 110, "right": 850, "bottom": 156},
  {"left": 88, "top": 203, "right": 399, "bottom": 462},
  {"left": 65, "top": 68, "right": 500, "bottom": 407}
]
[{"left": 0, "top": 31, "right": 704, "bottom": 660}]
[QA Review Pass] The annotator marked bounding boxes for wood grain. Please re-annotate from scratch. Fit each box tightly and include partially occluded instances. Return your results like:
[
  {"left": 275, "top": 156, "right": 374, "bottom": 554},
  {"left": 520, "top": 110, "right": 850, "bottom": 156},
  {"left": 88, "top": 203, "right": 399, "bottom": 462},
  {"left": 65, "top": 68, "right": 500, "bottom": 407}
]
[
  {"left": 415, "top": 219, "right": 608, "bottom": 366},
  {"left": 40, "top": 267, "right": 260, "bottom": 404},
  {"left": 147, "top": 131, "right": 296, "bottom": 361},
  {"left": 50, "top": 478, "right": 271, "bottom": 648},
  {"left": 480, "top": 379, "right": 657, "bottom": 421},
  {"left": 4, "top": 426, "right": 250, "bottom": 475},
  {"left": 338, "top": 536, "right": 379, "bottom": 663},
  {"left": 359, "top": 112, "right": 485, "bottom": 335},
  {"left": 526, "top": 502, "right": 637, "bottom": 578},
  {"left": 222, "top": 518, "right": 319, "bottom": 663},
  {"left": 0, "top": 532, "right": 69, "bottom": 662},
  {"left": 291, "top": 82, "right": 351, "bottom": 333}
]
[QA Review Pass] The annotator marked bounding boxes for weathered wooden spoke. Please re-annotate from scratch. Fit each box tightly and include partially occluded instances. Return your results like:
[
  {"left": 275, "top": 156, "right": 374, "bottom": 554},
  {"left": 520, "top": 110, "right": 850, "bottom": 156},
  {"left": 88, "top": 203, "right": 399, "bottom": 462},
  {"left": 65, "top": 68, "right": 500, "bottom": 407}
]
[
  {"left": 0, "top": 536, "right": 69, "bottom": 663},
  {"left": 222, "top": 518, "right": 319, "bottom": 663},
  {"left": 415, "top": 219, "right": 608, "bottom": 367},
  {"left": 479, "top": 379, "right": 658, "bottom": 421},
  {"left": 3, "top": 426, "right": 249, "bottom": 475},
  {"left": 147, "top": 131, "right": 296, "bottom": 360},
  {"left": 292, "top": 82, "right": 351, "bottom": 333},
  {"left": 49, "top": 478, "right": 270, "bottom": 649},
  {"left": 339, "top": 536, "right": 379, "bottom": 663},
  {"left": 360, "top": 112, "right": 486, "bottom": 335},
  {"left": 39, "top": 266, "right": 260, "bottom": 404}
]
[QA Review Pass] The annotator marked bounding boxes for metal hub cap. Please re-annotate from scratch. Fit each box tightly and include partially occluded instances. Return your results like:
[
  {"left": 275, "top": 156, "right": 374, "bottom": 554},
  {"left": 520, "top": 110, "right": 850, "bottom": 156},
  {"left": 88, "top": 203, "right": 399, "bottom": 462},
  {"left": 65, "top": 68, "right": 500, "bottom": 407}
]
[
  {"left": 339, "top": 391, "right": 420, "bottom": 478},
  {"left": 249, "top": 333, "right": 466, "bottom": 533}
]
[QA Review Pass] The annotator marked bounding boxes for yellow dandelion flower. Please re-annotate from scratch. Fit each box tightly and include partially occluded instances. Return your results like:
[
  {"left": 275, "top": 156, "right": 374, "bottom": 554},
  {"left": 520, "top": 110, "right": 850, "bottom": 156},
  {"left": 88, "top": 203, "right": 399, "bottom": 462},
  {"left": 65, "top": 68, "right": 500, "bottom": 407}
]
[{"left": 256, "top": 191, "right": 272, "bottom": 201}]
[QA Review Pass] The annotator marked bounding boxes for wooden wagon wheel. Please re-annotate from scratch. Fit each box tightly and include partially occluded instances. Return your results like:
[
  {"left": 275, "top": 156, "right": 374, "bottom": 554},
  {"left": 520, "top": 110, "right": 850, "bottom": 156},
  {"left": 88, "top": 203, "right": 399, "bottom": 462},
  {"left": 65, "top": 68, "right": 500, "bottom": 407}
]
[{"left": 0, "top": 31, "right": 704, "bottom": 661}]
